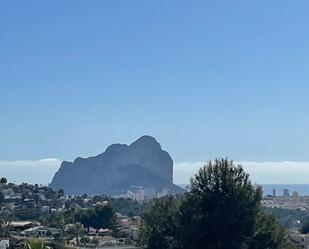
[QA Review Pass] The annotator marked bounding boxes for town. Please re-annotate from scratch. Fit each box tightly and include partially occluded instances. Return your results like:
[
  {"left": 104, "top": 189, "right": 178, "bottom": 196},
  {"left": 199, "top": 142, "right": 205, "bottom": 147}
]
[
  {"left": 263, "top": 188, "right": 309, "bottom": 210},
  {"left": 0, "top": 177, "right": 177, "bottom": 249},
  {"left": 2, "top": 176, "right": 309, "bottom": 249}
]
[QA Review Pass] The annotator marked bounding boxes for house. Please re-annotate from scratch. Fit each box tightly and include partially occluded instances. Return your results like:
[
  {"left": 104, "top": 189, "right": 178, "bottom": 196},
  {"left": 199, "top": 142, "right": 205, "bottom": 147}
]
[
  {"left": 115, "top": 212, "right": 127, "bottom": 219},
  {"left": 21, "top": 226, "right": 61, "bottom": 238},
  {"left": 38, "top": 193, "right": 46, "bottom": 201},
  {"left": 4, "top": 195, "right": 22, "bottom": 206},
  {"left": 0, "top": 240, "right": 9, "bottom": 249},
  {"left": 98, "top": 228, "right": 112, "bottom": 236},
  {"left": 10, "top": 221, "right": 38, "bottom": 232},
  {"left": 41, "top": 205, "right": 51, "bottom": 214},
  {"left": 3, "top": 202, "right": 15, "bottom": 210},
  {"left": 128, "top": 227, "right": 139, "bottom": 241},
  {"left": 116, "top": 238, "right": 131, "bottom": 245},
  {"left": 1, "top": 188, "right": 14, "bottom": 196},
  {"left": 132, "top": 216, "right": 142, "bottom": 226},
  {"left": 87, "top": 227, "right": 97, "bottom": 236},
  {"left": 289, "top": 233, "right": 309, "bottom": 248},
  {"left": 99, "top": 236, "right": 117, "bottom": 246},
  {"left": 22, "top": 199, "right": 36, "bottom": 208}
]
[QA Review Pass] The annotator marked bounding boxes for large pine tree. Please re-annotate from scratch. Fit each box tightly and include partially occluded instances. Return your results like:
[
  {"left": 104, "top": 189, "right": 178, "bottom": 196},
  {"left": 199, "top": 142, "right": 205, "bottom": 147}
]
[{"left": 140, "top": 158, "right": 296, "bottom": 249}]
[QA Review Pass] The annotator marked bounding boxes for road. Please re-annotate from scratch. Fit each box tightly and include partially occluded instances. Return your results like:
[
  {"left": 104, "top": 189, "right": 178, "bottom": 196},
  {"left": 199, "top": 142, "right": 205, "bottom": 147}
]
[{"left": 77, "top": 246, "right": 136, "bottom": 249}]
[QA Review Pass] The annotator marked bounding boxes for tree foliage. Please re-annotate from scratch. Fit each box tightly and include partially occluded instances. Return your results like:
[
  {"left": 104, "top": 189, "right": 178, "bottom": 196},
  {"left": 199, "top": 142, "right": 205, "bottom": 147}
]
[
  {"left": 138, "top": 196, "right": 180, "bottom": 249},
  {"left": 77, "top": 204, "right": 115, "bottom": 231},
  {"left": 265, "top": 207, "right": 309, "bottom": 229},
  {"left": 140, "top": 158, "right": 295, "bottom": 249},
  {"left": 248, "top": 213, "right": 295, "bottom": 249},
  {"left": 25, "top": 239, "right": 48, "bottom": 249},
  {"left": 300, "top": 220, "right": 309, "bottom": 234},
  {"left": 178, "top": 159, "right": 262, "bottom": 249},
  {"left": 0, "top": 177, "right": 7, "bottom": 185},
  {"left": 0, "top": 191, "right": 4, "bottom": 204},
  {"left": 80, "top": 236, "right": 90, "bottom": 246},
  {"left": 0, "top": 215, "right": 11, "bottom": 239}
]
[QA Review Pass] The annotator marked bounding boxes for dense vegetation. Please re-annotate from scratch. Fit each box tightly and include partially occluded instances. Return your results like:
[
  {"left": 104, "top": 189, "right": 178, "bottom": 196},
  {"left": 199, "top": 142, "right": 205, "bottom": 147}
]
[
  {"left": 139, "top": 158, "right": 297, "bottom": 249},
  {"left": 0, "top": 191, "right": 3, "bottom": 204},
  {"left": 265, "top": 207, "right": 309, "bottom": 230},
  {"left": 3, "top": 192, "right": 147, "bottom": 227},
  {"left": 300, "top": 220, "right": 309, "bottom": 234}
]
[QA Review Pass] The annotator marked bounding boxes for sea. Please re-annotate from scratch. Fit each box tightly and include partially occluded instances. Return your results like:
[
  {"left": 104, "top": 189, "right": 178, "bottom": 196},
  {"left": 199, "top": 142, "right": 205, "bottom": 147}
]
[
  {"left": 178, "top": 184, "right": 309, "bottom": 196},
  {"left": 261, "top": 184, "right": 309, "bottom": 196}
]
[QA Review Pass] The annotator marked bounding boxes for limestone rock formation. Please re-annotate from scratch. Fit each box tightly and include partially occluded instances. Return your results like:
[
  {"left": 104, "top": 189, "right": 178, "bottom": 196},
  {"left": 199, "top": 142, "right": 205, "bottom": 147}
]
[{"left": 50, "top": 135, "right": 183, "bottom": 195}]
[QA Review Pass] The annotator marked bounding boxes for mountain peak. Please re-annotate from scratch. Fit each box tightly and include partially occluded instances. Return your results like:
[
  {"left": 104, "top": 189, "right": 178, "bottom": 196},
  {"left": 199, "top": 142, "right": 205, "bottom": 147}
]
[
  {"left": 105, "top": 143, "right": 128, "bottom": 154},
  {"left": 50, "top": 136, "right": 182, "bottom": 195},
  {"left": 130, "top": 135, "right": 161, "bottom": 150}
]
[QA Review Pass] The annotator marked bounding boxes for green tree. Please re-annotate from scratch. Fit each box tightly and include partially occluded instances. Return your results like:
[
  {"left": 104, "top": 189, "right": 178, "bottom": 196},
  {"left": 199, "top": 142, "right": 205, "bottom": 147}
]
[
  {"left": 25, "top": 239, "right": 48, "bottom": 249},
  {"left": 300, "top": 220, "right": 309, "bottom": 234},
  {"left": 140, "top": 158, "right": 295, "bottom": 249},
  {"left": 75, "top": 223, "right": 85, "bottom": 244},
  {"left": 57, "top": 189, "right": 64, "bottom": 197},
  {"left": 0, "top": 216, "right": 11, "bottom": 239},
  {"left": 80, "top": 236, "right": 90, "bottom": 246},
  {"left": 66, "top": 223, "right": 84, "bottom": 244},
  {"left": 178, "top": 159, "right": 262, "bottom": 249},
  {"left": 0, "top": 191, "right": 4, "bottom": 204},
  {"left": 94, "top": 205, "right": 114, "bottom": 230},
  {"left": 77, "top": 205, "right": 114, "bottom": 232},
  {"left": 0, "top": 177, "right": 7, "bottom": 185},
  {"left": 90, "top": 237, "right": 99, "bottom": 247},
  {"left": 139, "top": 196, "right": 180, "bottom": 249},
  {"left": 248, "top": 213, "right": 297, "bottom": 249},
  {"left": 46, "top": 213, "right": 65, "bottom": 230},
  {"left": 79, "top": 208, "right": 96, "bottom": 229},
  {"left": 110, "top": 215, "right": 122, "bottom": 238}
]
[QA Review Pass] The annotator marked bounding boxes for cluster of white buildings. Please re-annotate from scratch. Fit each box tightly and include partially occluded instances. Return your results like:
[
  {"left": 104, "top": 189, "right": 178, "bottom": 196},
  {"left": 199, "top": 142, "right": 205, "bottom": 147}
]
[
  {"left": 271, "top": 188, "right": 300, "bottom": 198},
  {"left": 288, "top": 233, "right": 309, "bottom": 249},
  {"left": 114, "top": 187, "right": 172, "bottom": 202},
  {"left": 262, "top": 195, "right": 309, "bottom": 210}
]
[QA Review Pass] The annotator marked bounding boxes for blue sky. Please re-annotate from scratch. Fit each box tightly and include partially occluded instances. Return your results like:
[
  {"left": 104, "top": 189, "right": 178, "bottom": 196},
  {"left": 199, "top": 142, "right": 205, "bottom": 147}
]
[{"left": 1, "top": 0, "right": 309, "bottom": 170}]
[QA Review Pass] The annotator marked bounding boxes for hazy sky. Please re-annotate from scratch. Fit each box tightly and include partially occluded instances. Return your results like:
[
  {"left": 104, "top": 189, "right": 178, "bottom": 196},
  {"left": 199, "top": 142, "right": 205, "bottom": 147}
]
[
  {"left": 1, "top": 159, "right": 309, "bottom": 185},
  {"left": 1, "top": 1, "right": 309, "bottom": 181}
]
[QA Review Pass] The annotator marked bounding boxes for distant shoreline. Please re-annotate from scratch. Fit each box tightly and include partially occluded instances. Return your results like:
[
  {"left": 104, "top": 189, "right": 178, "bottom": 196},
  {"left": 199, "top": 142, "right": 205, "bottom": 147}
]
[{"left": 178, "top": 184, "right": 309, "bottom": 196}]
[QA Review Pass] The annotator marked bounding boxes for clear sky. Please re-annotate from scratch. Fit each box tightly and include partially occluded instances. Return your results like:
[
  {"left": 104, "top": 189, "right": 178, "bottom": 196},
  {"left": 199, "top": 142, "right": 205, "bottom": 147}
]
[{"left": 1, "top": 1, "right": 309, "bottom": 168}]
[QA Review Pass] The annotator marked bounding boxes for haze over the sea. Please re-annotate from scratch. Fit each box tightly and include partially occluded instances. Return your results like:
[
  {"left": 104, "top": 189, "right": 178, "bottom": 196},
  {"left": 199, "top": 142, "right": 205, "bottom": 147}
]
[{"left": 1, "top": 159, "right": 309, "bottom": 186}]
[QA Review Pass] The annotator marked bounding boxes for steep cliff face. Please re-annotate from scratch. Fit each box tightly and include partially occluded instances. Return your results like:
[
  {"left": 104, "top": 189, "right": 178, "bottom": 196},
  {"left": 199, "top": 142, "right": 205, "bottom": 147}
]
[{"left": 50, "top": 135, "right": 182, "bottom": 195}]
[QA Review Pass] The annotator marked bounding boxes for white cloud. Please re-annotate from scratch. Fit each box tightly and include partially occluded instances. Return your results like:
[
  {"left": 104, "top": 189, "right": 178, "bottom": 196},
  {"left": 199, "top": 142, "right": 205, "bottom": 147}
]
[
  {"left": 0, "top": 158, "right": 62, "bottom": 185},
  {"left": 173, "top": 161, "right": 205, "bottom": 184},
  {"left": 174, "top": 161, "right": 309, "bottom": 185}
]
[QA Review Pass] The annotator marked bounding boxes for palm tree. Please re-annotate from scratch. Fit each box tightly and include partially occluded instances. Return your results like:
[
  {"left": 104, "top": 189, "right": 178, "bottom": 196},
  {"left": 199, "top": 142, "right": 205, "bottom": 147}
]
[
  {"left": 25, "top": 239, "right": 49, "bottom": 249},
  {"left": 0, "top": 216, "right": 11, "bottom": 239}
]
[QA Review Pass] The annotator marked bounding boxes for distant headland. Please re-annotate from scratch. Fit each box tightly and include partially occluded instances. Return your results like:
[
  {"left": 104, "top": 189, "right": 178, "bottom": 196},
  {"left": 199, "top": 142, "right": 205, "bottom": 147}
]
[{"left": 50, "top": 135, "right": 184, "bottom": 196}]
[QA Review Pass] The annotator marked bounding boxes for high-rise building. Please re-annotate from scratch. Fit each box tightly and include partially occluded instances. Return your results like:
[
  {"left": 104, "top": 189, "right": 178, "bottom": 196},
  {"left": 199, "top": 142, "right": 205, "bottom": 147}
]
[
  {"left": 134, "top": 189, "right": 145, "bottom": 202},
  {"left": 162, "top": 188, "right": 172, "bottom": 196},
  {"left": 144, "top": 187, "right": 156, "bottom": 199},
  {"left": 272, "top": 189, "right": 276, "bottom": 197},
  {"left": 283, "top": 189, "right": 289, "bottom": 197}
]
